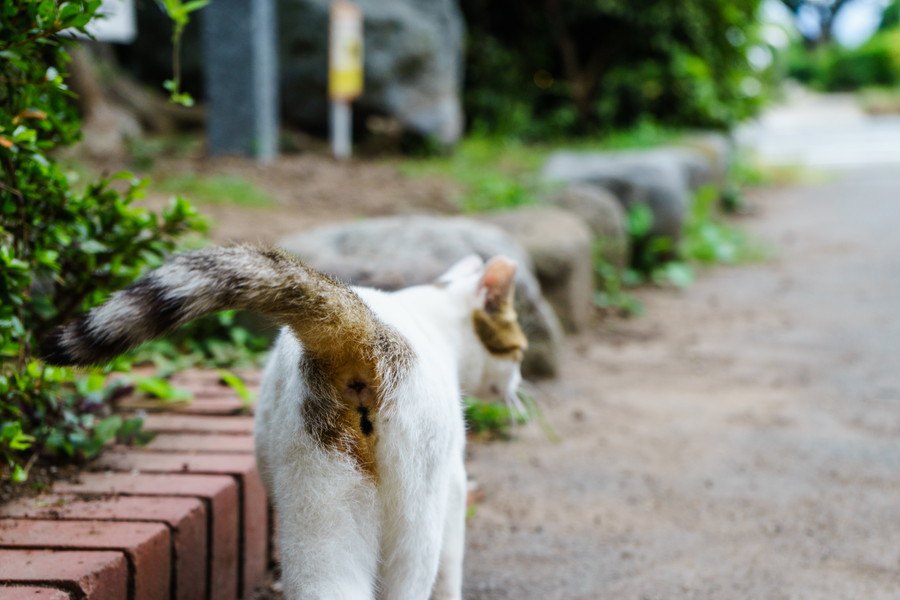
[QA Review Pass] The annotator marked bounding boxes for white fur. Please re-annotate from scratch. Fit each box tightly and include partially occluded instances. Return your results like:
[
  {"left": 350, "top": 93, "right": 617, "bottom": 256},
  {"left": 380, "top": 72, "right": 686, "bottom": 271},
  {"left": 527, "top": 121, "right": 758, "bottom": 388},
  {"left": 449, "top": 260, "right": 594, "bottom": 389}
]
[{"left": 255, "top": 258, "right": 522, "bottom": 600}]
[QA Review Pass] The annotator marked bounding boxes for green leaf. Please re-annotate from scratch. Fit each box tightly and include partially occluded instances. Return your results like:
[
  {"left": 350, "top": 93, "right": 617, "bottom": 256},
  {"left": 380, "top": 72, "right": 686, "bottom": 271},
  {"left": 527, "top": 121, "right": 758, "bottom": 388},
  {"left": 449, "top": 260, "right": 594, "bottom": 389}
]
[
  {"left": 218, "top": 369, "right": 253, "bottom": 406},
  {"left": 627, "top": 204, "right": 654, "bottom": 237},
  {"left": 93, "top": 415, "right": 123, "bottom": 445},
  {"left": 654, "top": 262, "right": 695, "bottom": 288},
  {"left": 182, "top": 0, "right": 210, "bottom": 13},
  {"left": 79, "top": 240, "right": 108, "bottom": 254},
  {"left": 11, "top": 464, "right": 29, "bottom": 483},
  {"left": 135, "top": 376, "right": 193, "bottom": 403}
]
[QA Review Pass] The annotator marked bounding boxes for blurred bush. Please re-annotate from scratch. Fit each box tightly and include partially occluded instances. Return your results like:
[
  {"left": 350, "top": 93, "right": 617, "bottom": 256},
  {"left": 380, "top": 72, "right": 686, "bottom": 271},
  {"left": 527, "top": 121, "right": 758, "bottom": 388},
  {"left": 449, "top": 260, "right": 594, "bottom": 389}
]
[
  {"left": 788, "top": 28, "right": 900, "bottom": 91},
  {"left": 0, "top": 2, "right": 204, "bottom": 481},
  {"left": 461, "top": 0, "right": 772, "bottom": 138}
]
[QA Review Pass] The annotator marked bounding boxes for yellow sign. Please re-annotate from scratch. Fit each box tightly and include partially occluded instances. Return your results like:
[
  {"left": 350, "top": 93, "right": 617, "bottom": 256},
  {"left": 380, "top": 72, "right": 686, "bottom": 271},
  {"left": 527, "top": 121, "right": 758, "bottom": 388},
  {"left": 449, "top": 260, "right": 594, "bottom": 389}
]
[{"left": 329, "top": 1, "right": 364, "bottom": 101}]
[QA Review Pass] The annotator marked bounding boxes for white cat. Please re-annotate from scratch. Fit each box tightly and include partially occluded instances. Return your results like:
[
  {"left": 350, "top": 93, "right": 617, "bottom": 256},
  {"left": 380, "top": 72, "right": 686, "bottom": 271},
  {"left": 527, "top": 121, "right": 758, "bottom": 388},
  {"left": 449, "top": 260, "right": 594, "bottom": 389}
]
[{"left": 40, "top": 245, "right": 527, "bottom": 599}]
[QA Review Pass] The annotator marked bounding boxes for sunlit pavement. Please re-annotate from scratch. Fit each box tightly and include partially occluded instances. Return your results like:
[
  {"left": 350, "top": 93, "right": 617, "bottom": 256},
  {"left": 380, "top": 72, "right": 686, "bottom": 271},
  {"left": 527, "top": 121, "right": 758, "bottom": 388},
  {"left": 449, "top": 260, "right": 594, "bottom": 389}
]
[{"left": 737, "top": 88, "right": 900, "bottom": 169}]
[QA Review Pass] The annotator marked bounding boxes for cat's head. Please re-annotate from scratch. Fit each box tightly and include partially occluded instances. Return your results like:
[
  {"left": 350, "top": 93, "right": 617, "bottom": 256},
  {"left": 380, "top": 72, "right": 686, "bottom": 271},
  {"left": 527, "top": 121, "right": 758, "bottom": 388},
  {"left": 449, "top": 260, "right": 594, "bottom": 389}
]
[{"left": 437, "top": 254, "right": 528, "bottom": 404}]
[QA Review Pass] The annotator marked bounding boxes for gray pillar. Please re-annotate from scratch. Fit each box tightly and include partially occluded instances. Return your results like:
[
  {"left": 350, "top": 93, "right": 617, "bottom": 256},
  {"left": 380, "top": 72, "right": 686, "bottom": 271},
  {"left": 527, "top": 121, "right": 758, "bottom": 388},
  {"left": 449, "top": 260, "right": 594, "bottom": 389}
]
[{"left": 202, "top": 0, "right": 278, "bottom": 162}]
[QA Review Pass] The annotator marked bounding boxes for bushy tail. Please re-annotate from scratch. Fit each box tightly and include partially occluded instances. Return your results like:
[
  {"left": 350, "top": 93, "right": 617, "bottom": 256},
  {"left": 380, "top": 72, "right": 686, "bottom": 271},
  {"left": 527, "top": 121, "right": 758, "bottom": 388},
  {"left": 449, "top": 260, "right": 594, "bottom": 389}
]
[{"left": 39, "top": 245, "right": 401, "bottom": 370}]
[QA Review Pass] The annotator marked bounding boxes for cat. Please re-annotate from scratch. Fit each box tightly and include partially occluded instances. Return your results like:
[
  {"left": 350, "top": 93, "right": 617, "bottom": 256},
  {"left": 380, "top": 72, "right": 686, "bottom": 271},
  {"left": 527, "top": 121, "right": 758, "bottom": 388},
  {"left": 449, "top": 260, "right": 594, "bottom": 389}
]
[{"left": 39, "top": 244, "right": 527, "bottom": 600}]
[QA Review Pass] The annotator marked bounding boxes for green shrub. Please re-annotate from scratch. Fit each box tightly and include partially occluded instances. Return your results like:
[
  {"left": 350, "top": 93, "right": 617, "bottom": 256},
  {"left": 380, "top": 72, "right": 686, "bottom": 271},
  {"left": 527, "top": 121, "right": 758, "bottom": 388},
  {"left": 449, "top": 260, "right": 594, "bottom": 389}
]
[{"left": 1, "top": 1, "right": 204, "bottom": 481}]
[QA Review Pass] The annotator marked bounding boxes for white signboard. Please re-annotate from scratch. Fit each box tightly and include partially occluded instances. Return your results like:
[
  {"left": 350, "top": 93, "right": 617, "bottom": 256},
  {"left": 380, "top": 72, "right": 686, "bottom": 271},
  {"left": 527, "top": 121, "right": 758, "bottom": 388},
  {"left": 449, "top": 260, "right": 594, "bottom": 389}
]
[{"left": 70, "top": 0, "right": 137, "bottom": 44}]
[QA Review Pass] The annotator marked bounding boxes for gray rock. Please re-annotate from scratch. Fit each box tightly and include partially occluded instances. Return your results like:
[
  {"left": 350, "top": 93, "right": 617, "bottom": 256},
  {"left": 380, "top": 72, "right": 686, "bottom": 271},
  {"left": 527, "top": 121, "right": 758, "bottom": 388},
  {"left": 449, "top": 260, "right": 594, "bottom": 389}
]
[
  {"left": 278, "top": 0, "right": 464, "bottom": 144},
  {"left": 544, "top": 184, "right": 629, "bottom": 269},
  {"left": 541, "top": 150, "right": 691, "bottom": 243},
  {"left": 279, "top": 216, "right": 563, "bottom": 378},
  {"left": 480, "top": 207, "right": 593, "bottom": 334},
  {"left": 679, "top": 132, "right": 734, "bottom": 186},
  {"left": 647, "top": 147, "right": 715, "bottom": 191}
]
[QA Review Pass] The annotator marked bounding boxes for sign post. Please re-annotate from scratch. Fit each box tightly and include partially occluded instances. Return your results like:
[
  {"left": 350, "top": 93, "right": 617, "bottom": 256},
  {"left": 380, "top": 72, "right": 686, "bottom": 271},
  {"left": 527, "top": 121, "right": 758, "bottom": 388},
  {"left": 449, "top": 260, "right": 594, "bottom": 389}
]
[
  {"left": 329, "top": 1, "right": 363, "bottom": 160},
  {"left": 202, "top": 0, "right": 279, "bottom": 163}
]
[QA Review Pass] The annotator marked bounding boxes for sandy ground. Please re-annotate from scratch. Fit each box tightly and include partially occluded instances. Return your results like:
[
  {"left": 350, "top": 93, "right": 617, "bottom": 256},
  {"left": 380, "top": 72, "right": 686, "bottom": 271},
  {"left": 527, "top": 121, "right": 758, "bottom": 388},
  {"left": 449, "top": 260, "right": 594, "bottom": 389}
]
[
  {"left": 141, "top": 154, "right": 460, "bottom": 244},
  {"left": 463, "top": 167, "right": 900, "bottom": 599}
]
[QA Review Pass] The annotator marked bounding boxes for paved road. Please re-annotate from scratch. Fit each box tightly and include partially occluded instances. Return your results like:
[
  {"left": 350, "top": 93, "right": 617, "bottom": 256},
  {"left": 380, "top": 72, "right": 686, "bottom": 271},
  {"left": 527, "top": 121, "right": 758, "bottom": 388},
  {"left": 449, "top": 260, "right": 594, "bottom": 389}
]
[
  {"left": 464, "top": 167, "right": 900, "bottom": 599},
  {"left": 737, "top": 90, "right": 900, "bottom": 168}
]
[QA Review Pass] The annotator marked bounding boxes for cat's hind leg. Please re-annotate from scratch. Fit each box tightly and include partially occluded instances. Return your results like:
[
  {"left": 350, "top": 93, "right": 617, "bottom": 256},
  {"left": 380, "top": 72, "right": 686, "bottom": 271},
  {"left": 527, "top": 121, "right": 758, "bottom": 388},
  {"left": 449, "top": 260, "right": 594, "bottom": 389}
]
[
  {"left": 274, "top": 454, "right": 379, "bottom": 600},
  {"left": 430, "top": 462, "right": 467, "bottom": 600},
  {"left": 377, "top": 468, "right": 451, "bottom": 600}
]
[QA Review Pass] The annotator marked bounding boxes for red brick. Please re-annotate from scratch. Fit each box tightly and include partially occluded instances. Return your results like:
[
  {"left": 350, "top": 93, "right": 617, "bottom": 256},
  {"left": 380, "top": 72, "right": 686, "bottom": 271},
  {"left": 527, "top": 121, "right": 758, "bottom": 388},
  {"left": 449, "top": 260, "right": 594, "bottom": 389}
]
[
  {"left": 0, "top": 495, "right": 206, "bottom": 600},
  {"left": 0, "top": 550, "right": 126, "bottom": 599},
  {"left": 116, "top": 369, "right": 260, "bottom": 416},
  {"left": 55, "top": 473, "right": 238, "bottom": 600},
  {"left": 0, "top": 586, "right": 72, "bottom": 599},
  {"left": 143, "top": 434, "right": 254, "bottom": 454},
  {"left": 169, "top": 369, "right": 261, "bottom": 388},
  {"left": 174, "top": 397, "right": 253, "bottom": 415},
  {"left": 141, "top": 414, "right": 255, "bottom": 435},
  {"left": 94, "top": 452, "right": 267, "bottom": 596},
  {"left": 119, "top": 395, "right": 249, "bottom": 416},
  {"left": 0, "top": 520, "right": 169, "bottom": 600}
]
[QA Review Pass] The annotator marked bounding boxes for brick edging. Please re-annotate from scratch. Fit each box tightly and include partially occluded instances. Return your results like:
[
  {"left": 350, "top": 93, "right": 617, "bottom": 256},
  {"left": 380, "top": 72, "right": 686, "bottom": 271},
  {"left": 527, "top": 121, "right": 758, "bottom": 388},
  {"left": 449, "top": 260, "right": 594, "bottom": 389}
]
[
  {"left": 1, "top": 368, "right": 483, "bottom": 599},
  {"left": 0, "top": 370, "right": 264, "bottom": 600}
]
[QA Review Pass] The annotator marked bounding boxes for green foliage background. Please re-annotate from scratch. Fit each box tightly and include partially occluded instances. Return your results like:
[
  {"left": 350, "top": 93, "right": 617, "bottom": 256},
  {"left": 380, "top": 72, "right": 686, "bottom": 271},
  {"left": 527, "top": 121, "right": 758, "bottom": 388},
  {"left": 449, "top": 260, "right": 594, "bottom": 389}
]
[
  {"left": 461, "top": 0, "right": 769, "bottom": 138},
  {"left": 0, "top": 1, "right": 203, "bottom": 481},
  {"left": 787, "top": 27, "right": 900, "bottom": 91}
]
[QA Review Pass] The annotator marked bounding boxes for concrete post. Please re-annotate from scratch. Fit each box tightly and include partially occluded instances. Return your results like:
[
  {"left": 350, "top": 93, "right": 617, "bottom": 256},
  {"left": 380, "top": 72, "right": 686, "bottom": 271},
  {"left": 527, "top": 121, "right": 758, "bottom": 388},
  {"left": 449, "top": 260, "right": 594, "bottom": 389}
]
[{"left": 202, "top": 0, "right": 278, "bottom": 162}]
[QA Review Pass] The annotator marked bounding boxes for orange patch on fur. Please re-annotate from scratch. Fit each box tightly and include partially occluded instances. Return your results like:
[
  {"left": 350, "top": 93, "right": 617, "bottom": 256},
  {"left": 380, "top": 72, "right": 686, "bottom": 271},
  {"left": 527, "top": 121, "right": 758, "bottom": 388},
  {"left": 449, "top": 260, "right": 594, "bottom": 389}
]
[{"left": 299, "top": 328, "right": 413, "bottom": 483}]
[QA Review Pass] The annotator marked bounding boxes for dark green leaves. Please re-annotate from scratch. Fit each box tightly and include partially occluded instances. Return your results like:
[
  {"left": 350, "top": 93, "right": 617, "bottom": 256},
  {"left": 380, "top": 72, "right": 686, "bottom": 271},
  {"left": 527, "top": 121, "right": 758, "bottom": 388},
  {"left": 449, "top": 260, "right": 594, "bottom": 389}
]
[{"left": 1, "top": 1, "right": 203, "bottom": 482}]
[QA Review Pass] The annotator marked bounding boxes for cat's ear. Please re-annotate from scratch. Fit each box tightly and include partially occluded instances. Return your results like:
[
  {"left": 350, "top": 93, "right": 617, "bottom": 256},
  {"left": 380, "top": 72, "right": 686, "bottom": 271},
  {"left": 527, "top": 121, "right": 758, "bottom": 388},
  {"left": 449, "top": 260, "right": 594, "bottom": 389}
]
[
  {"left": 478, "top": 256, "right": 517, "bottom": 314},
  {"left": 436, "top": 254, "right": 484, "bottom": 285}
]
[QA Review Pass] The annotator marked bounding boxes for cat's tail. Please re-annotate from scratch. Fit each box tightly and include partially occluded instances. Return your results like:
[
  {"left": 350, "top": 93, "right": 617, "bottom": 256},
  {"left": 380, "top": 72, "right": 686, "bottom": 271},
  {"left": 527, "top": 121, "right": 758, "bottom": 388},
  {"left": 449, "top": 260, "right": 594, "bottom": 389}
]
[{"left": 39, "top": 245, "right": 406, "bottom": 374}]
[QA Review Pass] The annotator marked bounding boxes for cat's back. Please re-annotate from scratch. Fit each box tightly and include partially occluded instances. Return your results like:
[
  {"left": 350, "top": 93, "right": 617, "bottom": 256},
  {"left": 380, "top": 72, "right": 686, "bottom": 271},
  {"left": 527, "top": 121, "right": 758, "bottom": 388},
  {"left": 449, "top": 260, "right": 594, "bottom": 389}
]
[{"left": 255, "top": 284, "right": 463, "bottom": 487}]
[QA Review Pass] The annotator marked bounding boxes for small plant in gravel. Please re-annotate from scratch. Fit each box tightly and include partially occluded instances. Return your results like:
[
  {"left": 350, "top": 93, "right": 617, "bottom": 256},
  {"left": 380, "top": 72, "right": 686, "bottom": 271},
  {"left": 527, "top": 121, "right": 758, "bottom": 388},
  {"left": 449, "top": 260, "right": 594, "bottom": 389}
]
[
  {"left": 682, "top": 186, "right": 759, "bottom": 265},
  {"left": 464, "top": 396, "right": 526, "bottom": 439},
  {"left": 1, "top": 1, "right": 204, "bottom": 482},
  {"left": 465, "top": 391, "right": 558, "bottom": 442},
  {"left": 154, "top": 174, "right": 276, "bottom": 207},
  {"left": 403, "top": 136, "right": 544, "bottom": 213},
  {"left": 592, "top": 183, "right": 764, "bottom": 318},
  {"left": 593, "top": 257, "right": 645, "bottom": 317}
]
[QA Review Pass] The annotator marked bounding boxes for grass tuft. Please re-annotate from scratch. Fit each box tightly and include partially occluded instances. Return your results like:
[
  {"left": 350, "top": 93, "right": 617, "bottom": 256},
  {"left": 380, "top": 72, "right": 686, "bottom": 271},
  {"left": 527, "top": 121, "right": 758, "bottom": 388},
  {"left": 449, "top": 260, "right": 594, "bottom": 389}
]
[{"left": 155, "top": 174, "right": 275, "bottom": 207}]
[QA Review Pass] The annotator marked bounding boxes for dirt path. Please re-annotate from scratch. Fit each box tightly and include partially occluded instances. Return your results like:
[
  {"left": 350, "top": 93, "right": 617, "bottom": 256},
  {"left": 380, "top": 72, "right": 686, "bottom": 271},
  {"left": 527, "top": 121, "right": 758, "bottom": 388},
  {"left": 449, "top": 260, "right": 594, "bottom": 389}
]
[{"left": 464, "top": 168, "right": 900, "bottom": 599}]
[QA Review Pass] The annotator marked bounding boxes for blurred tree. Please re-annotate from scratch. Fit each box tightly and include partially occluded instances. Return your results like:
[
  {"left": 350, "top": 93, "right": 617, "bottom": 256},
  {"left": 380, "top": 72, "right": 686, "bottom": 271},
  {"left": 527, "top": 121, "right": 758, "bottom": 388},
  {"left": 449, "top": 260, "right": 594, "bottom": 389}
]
[
  {"left": 780, "top": 0, "right": 852, "bottom": 45},
  {"left": 461, "top": 0, "right": 768, "bottom": 137},
  {"left": 880, "top": 0, "right": 900, "bottom": 30}
]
